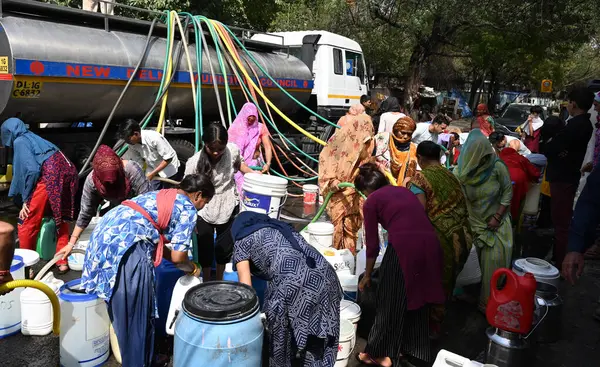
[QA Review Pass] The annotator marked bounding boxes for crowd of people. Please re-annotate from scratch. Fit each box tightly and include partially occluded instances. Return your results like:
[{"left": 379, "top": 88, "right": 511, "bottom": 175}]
[{"left": 0, "top": 86, "right": 599, "bottom": 366}]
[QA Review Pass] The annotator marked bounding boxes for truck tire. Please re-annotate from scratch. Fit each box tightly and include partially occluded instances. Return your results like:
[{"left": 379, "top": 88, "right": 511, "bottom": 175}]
[{"left": 168, "top": 138, "right": 197, "bottom": 181}]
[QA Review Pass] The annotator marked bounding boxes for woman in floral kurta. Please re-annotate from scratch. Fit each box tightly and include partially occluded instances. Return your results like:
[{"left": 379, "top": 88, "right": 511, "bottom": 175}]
[
  {"left": 318, "top": 114, "right": 374, "bottom": 253},
  {"left": 453, "top": 129, "right": 513, "bottom": 311}
]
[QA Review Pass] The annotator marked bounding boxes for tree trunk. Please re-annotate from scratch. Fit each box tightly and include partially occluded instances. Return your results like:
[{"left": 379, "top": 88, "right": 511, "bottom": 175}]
[
  {"left": 489, "top": 68, "right": 499, "bottom": 114},
  {"left": 403, "top": 45, "right": 427, "bottom": 108},
  {"left": 468, "top": 73, "right": 484, "bottom": 111}
]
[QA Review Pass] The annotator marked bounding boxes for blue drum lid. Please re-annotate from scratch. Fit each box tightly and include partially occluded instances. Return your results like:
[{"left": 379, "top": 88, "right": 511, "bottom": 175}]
[{"left": 183, "top": 281, "right": 259, "bottom": 322}]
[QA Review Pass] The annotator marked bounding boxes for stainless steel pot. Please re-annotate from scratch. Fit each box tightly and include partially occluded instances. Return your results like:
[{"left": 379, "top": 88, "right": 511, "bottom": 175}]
[
  {"left": 485, "top": 296, "right": 549, "bottom": 367},
  {"left": 534, "top": 282, "right": 563, "bottom": 343}
]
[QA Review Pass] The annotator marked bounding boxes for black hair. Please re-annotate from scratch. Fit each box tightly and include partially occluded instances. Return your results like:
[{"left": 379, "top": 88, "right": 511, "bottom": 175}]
[
  {"left": 432, "top": 113, "right": 449, "bottom": 125},
  {"left": 118, "top": 119, "right": 141, "bottom": 140},
  {"left": 179, "top": 173, "right": 215, "bottom": 199},
  {"left": 416, "top": 141, "right": 441, "bottom": 160},
  {"left": 354, "top": 163, "right": 389, "bottom": 193},
  {"left": 360, "top": 95, "right": 371, "bottom": 105},
  {"left": 451, "top": 132, "right": 459, "bottom": 140},
  {"left": 489, "top": 131, "right": 505, "bottom": 145},
  {"left": 196, "top": 122, "right": 228, "bottom": 176},
  {"left": 530, "top": 105, "right": 543, "bottom": 114},
  {"left": 568, "top": 88, "right": 595, "bottom": 112}
]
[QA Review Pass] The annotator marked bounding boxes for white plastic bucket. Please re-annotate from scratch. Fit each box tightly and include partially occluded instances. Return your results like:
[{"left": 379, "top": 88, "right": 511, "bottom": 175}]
[
  {"left": 334, "top": 319, "right": 356, "bottom": 367},
  {"left": 302, "top": 184, "right": 319, "bottom": 205},
  {"left": 241, "top": 173, "right": 288, "bottom": 219},
  {"left": 59, "top": 279, "right": 110, "bottom": 367},
  {"left": 0, "top": 255, "right": 25, "bottom": 339},
  {"left": 307, "top": 222, "right": 334, "bottom": 248},
  {"left": 67, "top": 240, "right": 89, "bottom": 272},
  {"left": 20, "top": 272, "right": 63, "bottom": 336},
  {"left": 513, "top": 257, "right": 560, "bottom": 288},
  {"left": 340, "top": 299, "right": 361, "bottom": 332},
  {"left": 338, "top": 273, "right": 359, "bottom": 301},
  {"left": 523, "top": 183, "right": 541, "bottom": 215}
]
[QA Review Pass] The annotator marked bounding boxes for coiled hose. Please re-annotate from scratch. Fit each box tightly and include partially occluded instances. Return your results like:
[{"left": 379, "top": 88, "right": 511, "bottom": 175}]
[{"left": 0, "top": 249, "right": 87, "bottom": 336}]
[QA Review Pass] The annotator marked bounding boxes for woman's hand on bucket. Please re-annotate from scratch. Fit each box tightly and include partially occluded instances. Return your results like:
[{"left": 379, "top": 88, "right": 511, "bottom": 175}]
[{"left": 56, "top": 243, "right": 75, "bottom": 260}]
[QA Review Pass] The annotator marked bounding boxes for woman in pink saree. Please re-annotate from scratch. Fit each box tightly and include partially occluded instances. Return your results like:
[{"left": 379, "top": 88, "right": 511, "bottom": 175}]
[{"left": 228, "top": 102, "right": 273, "bottom": 195}]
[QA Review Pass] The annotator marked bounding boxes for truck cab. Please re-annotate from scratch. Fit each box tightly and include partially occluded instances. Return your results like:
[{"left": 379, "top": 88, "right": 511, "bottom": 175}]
[{"left": 252, "top": 31, "right": 368, "bottom": 120}]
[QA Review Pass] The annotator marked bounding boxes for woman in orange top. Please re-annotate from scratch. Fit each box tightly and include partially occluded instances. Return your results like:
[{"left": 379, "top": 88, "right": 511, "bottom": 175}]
[{"left": 373, "top": 117, "right": 418, "bottom": 187}]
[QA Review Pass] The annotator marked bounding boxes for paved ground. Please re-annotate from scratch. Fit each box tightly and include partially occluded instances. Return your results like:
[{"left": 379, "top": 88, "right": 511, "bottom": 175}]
[{"left": 1, "top": 204, "right": 600, "bottom": 366}]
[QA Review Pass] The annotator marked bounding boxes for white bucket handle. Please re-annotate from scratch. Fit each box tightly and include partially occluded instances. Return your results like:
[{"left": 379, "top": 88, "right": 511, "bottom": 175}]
[{"left": 265, "top": 192, "right": 288, "bottom": 217}]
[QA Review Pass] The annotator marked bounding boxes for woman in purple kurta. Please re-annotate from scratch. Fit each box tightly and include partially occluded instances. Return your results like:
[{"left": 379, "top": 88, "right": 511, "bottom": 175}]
[{"left": 355, "top": 163, "right": 444, "bottom": 366}]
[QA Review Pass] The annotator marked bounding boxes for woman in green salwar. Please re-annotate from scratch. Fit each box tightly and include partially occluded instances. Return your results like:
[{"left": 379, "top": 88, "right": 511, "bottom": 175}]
[
  {"left": 453, "top": 129, "right": 513, "bottom": 311},
  {"left": 407, "top": 141, "right": 473, "bottom": 335}
]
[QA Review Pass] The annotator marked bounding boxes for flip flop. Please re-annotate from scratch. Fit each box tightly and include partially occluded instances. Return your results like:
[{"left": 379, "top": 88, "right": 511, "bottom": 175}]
[{"left": 356, "top": 353, "right": 380, "bottom": 366}]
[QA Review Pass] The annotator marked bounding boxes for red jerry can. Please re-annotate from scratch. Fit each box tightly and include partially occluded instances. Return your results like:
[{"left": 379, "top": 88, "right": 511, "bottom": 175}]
[{"left": 486, "top": 268, "right": 537, "bottom": 334}]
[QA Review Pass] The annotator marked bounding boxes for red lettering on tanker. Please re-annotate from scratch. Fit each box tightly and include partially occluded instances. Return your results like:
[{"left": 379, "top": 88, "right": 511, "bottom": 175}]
[
  {"left": 68, "top": 64, "right": 111, "bottom": 78},
  {"left": 82, "top": 66, "right": 93, "bottom": 77},
  {"left": 126, "top": 68, "right": 162, "bottom": 81},
  {"left": 66, "top": 65, "right": 79, "bottom": 77}
]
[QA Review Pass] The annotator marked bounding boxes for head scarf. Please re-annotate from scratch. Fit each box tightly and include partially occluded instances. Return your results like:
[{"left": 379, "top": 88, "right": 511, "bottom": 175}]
[
  {"left": 385, "top": 97, "right": 401, "bottom": 112},
  {"left": 92, "top": 145, "right": 130, "bottom": 200},
  {"left": 318, "top": 115, "right": 374, "bottom": 194},
  {"left": 231, "top": 211, "right": 316, "bottom": 268},
  {"left": 227, "top": 102, "right": 260, "bottom": 161},
  {"left": 1, "top": 118, "right": 58, "bottom": 202},
  {"left": 477, "top": 104, "right": 489, "bottom": 115},
  {"left": 348, "top": 103, "right": 365, "bottom": 116},
  {"left": 392, "top": 116, "right": 417, "bottom": 138},
  {"left": 454, "top": 129, "right": 499, "bottom": 186}
]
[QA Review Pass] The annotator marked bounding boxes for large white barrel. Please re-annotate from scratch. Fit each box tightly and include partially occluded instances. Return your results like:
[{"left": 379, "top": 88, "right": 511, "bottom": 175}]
[
  {"left": 59, "top": 279, "right": 110, "bottom": 367},
  {"left": 0, "top": 255, "right": 25, "bottom": 339}
]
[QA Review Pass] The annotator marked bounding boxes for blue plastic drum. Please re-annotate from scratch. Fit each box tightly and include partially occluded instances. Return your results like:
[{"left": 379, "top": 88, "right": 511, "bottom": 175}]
[{"left": 174, "top": 281, "right": 263, "bottom": 367}]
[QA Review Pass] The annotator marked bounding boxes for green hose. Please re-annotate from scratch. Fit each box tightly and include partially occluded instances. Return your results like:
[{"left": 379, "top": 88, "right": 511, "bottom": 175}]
[{"left": 302, "top": 182, "right": 366, "bottom": 231}]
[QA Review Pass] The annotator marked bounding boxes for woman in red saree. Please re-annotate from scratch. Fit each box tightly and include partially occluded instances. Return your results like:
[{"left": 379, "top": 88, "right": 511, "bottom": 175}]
[
  {"left": 472, "top": 104, "right": 495, "bottom": 137},
  {"left": 498, "top": 147, "right": 541, "bottom": 220}
]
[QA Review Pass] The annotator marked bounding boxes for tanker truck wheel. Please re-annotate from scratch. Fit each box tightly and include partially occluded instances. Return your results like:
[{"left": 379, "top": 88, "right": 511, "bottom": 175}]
[{"left": 168, "top": 139, "right": 197, "bottom": 182}]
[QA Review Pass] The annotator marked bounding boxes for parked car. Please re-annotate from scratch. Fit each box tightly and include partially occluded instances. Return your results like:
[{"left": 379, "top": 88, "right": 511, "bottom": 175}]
[{"left": 495, "top": 103, "right": 547, "bottom": 132}]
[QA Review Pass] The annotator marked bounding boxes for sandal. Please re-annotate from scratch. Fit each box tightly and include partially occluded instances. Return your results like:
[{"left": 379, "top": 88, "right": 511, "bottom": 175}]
[{"left": 356, "top": 353, "right": 393, "bottom": 366}]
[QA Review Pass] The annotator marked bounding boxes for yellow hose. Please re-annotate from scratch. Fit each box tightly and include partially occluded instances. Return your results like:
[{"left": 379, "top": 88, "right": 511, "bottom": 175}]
[
  {"left": 384, "top": 170, "right": 398, "bottom": 186},
  {"left": 156, "top": 11, "right": 177, "bottom": 134},
  {"left": 0, "top": 280, "right": 60, "bottom": 335},
  {"left": 210, "top": 21, "right": 328, "bottom": 146}
]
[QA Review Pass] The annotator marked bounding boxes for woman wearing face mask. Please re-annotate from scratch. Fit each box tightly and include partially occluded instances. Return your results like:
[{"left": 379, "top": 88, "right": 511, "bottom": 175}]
[
  {"left": 518, "top": 105, "right": 544, "bottom": 153},
  {"left": 185, "top": 122, "right": 258, "bottom": 281},
  {"left": 81, "top": 174, "right": 214, "bottom": 367},
  {"left": 228, "top": 102, "right": 273, "bottom": 195},
  {"left": 374, "top": 116, "right": 419, "bottom": 186}
]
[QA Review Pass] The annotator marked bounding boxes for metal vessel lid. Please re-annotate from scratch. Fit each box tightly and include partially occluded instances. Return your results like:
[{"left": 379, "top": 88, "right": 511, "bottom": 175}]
[{"left": 182, "top": 281, "right": 259, "bottom": 322}]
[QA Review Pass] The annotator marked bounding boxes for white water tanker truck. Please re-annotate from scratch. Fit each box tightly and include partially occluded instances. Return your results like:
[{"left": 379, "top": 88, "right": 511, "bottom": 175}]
[{"left": 0, "top": 0, "right": 368, "bottom": 192}]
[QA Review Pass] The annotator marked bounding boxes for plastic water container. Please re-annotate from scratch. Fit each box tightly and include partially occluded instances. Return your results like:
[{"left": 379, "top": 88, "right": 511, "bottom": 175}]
[
  {"left": 36, "top": 217, "right": 56, "bottom": 260},
  {"left": 241, "top": 173, "right": 288, "bottom": 219},
  {"left": 302, "top": 184, "right": 319, "bottom": 205},
  {"left": 59, "top": 279, "right": 110, "bottom": 367},
  {"left": 523, "top": 183, "right": 542, "bottom": 215},
  {"left": 319, "top": 248, "right": 355, "bottom": 274},
  {"left": 307, "top": 222, "right": 334, "bottom": 248},
  {"left": 340, "top": 299, "right": 361, "bottom": 332},
  {"left": 166, "top": 275, "right": 202, "bottom": 336},
  {"left": 334, "top": 319, "right": 355, "bottom": 367},
  {"left": 433, "top": 349, "right": 484, "bottom": 367},
  {"left": 513, "top": 257, "right": 560, "bottom": 288},
  {"left": 67, "top": 240, "right": 89, "bottom": 272},
  {"left": 355, "top": 248, "right": 385, "bottom": 277},
  {"left": 0, "top": 255, "right": 25, "bottom": 339},
  {"left": 338, "top": 273, "right": 359, "bottom": 301},
  {"left": 14, "top": 248, "right": 40, "bottom": 279},
  {"left": 155, "top": 259, "right": 185, "bottom": 338},
  {"left": 174, "top": 282, "right": 263, "bottom": 367},
  {"left": 20, "top": 272, "right": 64, "bottom": 336},
  {"left": 223, "top": 263, "right": 267, "bottom": 308}
]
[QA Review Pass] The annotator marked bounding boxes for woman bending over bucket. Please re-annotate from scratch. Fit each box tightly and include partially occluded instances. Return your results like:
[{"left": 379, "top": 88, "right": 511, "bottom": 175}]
[
  {"left": 80, "top": 174, "right": 213, "bottom": 366},
  {"left": 58, "top": 145, "right": 150, "bottom": 264},
  {"left": 1, "top": 118, "right": 78, "bottom": 274},
  {"left": 185, "top": 122, "right": 258, "bottom": 281},
  {"left": 228, "top": 102, "right": 273, "bottom": 195},
  {"left": 356, "top": 163, "right": 444, "bottom": 366},
  {"left": 318, "top": 114, "right": 374, "bottom": 253},
  {"left": 232, "top": 211, "right": 342, "bottom": 367}
]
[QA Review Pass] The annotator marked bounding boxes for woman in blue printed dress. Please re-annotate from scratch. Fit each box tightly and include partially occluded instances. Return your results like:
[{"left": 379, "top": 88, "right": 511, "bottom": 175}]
[
  {"left": 79, "top": 174, "right": 214, "bottom": 367},
  {"left": 231, "top": 211, "right": 342, "bottom": 367}
]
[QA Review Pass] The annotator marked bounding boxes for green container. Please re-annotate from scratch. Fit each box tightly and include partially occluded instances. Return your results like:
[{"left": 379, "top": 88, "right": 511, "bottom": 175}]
[{"left": 35, "top": 217, "right": 57, "bottom": 260}]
